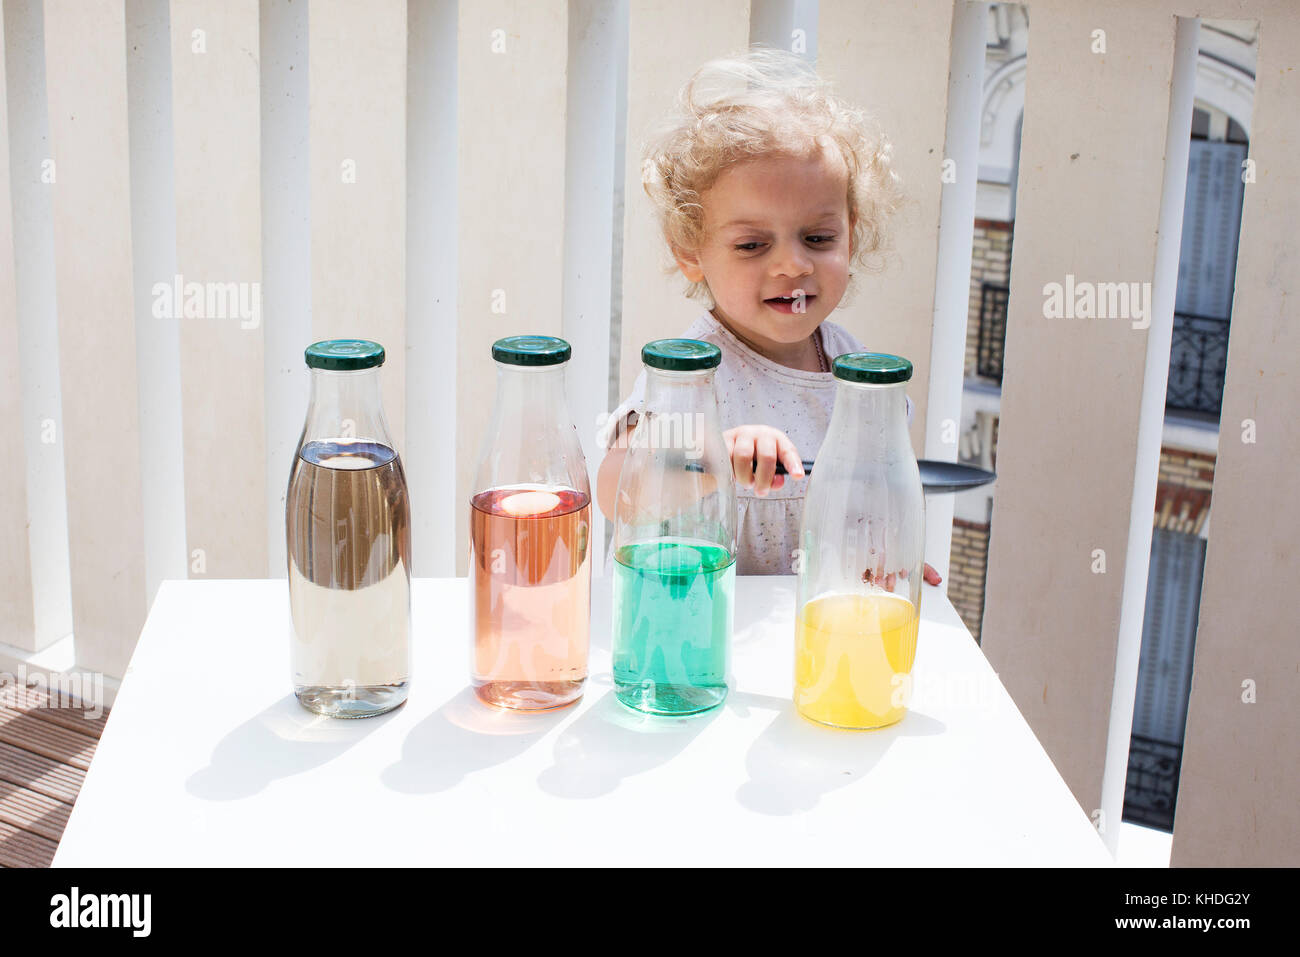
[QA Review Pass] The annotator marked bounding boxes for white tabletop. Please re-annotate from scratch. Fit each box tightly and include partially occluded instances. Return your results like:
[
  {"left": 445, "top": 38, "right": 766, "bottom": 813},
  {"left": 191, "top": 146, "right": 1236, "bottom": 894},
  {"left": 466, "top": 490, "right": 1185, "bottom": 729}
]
[{"left": 54, "top": 576, "right": 1111, "bottom": 867}]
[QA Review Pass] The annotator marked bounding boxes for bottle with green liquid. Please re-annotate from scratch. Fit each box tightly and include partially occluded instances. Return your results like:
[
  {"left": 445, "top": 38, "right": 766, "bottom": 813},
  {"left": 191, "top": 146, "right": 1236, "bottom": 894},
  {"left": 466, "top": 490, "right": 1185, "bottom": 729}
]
[{"left": 612, "top": 339, "right": 737, "bottom": 715}]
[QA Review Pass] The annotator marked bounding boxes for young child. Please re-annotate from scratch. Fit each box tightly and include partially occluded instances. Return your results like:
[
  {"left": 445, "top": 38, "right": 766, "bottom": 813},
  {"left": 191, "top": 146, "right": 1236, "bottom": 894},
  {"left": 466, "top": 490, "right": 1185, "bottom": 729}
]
[{"left": 596, "top": 46, "right": 940, "bottom": 585}]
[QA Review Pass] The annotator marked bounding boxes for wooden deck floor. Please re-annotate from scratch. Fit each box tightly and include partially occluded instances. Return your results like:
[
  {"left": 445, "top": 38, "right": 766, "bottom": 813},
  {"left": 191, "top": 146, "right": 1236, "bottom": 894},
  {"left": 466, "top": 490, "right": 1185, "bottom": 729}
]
[{"left": 0, "top": 685, "right": 107, "bottom": 867}]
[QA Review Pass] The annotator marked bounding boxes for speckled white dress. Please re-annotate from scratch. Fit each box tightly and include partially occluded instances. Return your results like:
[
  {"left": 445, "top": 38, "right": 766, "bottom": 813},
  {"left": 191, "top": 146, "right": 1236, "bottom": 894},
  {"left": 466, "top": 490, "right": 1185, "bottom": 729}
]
[{"left": 598, "top": 311, "right": 913, "bottom": 576}]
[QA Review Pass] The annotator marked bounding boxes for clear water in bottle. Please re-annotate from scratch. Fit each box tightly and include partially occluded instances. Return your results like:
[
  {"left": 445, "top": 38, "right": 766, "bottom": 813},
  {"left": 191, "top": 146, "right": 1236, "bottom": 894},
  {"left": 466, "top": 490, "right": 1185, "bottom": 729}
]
[{"left": 287, "top": 438, "right": 411, "bottom": 717}]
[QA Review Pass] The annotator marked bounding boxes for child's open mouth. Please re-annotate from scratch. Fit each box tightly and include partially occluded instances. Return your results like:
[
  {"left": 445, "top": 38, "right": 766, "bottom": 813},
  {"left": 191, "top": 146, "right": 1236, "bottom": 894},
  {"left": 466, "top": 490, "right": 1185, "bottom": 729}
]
[{"left": 764, "top": 295, "right": 815, "bottom": 314}]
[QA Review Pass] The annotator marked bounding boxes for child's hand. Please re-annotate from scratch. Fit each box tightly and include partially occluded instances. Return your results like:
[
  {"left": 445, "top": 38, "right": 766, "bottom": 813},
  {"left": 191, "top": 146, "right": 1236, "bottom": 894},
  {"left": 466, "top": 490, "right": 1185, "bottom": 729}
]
[
  {"left": 723, "top": 425, "right": 804, "bottom": 497},
  {"left": 865, "top": 563, "right": 944, "bottom": 590}
]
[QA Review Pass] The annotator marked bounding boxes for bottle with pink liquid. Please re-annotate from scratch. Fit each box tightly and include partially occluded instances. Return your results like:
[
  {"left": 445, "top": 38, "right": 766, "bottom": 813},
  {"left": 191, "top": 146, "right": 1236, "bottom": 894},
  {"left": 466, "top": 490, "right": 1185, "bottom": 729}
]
[{"left": 469, "top": 336, "right": 592, "bottom": 711}]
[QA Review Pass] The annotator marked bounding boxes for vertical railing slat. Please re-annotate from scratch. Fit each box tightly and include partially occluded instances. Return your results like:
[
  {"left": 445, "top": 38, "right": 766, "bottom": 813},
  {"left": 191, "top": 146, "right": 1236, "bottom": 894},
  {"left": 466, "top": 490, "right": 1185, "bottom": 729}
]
[
  {"left": 980, "top": 0, "right": 1181, "bottom": 839},
  {"left": 43, "top": 0, "right": 147, "bottom": 677},
  {"left": 260, "top": 0, "right": 310, "bottom": 578},
  {"left": 0, "top": 3, "right": 35, "bottom": 647},
  {"left": 818, "top": 0, "right": 954, "bottom": 450},
  {"left": 1174, "top": 0, "right": 1300, "bottom": 867},
  {"left": 128, "top": 0, "right": 189, "bottom": 614},
  {"left": 927, "top": 0, "right": 989, "bottom": 588},
  {"left": 454, "top": 0, "right": 569, "bottom": 576},
  {"left": 309, "top": 0, "right": 407, "bottom": 444},
  {"left": 562, "top": 0, "right": 621, "bottom": 571},
  {"left": 406, "top": 0, "right": 459, "bottom": 577},
  {"left": 4, "top": 0, "right": 74, "bottom": 653},
  {"left": 169, "top": 0, "right": 266, "bottom": 578}
]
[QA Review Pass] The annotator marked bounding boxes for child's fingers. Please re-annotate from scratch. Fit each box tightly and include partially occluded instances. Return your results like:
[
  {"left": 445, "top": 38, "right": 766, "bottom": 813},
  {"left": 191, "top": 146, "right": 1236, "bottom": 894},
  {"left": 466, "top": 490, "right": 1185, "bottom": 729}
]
[
  {"left": 775, "top": 432, "right": 805, "bottom": 478},
  {"left": 753, "top": 433, "right": 779, "bottom": 496},
  {"left": 730, "top": 431, "right": 755, "bottom": 488},
  {"left": 923, "top": 563, "right": 943, "bottom": 585}
]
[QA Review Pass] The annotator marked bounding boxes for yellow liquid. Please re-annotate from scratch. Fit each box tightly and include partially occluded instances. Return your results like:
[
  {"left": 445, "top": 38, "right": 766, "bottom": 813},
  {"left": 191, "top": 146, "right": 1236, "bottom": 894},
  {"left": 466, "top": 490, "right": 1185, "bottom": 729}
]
[{"left": 795, "top": 592, "right": 920, "bottom": 729}]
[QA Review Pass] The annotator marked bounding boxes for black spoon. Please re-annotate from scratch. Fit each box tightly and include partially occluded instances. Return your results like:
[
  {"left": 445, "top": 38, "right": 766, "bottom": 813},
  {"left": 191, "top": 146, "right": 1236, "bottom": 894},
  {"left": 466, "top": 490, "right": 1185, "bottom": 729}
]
[
  {"left": 684, "top": 458, "right": 996, "bottom": 493},
  {"left": 770, "top": 458, "right": 996, "bottom": 492}
]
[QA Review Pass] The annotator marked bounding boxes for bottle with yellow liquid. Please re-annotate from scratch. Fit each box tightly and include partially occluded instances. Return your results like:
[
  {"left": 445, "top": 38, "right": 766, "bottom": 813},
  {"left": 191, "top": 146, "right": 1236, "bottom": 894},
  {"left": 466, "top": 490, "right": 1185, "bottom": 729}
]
[{"left": 794, "top": 354, "right": 924, "bottom": 730}]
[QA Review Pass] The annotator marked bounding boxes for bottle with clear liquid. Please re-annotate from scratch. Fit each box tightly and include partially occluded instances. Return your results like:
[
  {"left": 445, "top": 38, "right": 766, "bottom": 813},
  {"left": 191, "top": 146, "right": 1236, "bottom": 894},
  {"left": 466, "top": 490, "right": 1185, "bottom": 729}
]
[
  {"left": 612, "top": 339, "right": 737, "bottom": 716},
  {"left": 286, "top": 339, "right": 411, "bottom": 718},
  {"left": 470, "top": 336, "right": 592, "bottom": 711},
  {"left": 795, "top": 353, "right": 924, "bottom": 730}
]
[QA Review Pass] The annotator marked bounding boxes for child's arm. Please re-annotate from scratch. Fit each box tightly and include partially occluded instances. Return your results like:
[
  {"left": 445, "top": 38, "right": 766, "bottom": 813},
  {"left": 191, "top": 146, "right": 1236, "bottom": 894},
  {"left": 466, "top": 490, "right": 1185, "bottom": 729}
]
[{"left": 595, "top": 416, "right": 634, "bottom": 522}]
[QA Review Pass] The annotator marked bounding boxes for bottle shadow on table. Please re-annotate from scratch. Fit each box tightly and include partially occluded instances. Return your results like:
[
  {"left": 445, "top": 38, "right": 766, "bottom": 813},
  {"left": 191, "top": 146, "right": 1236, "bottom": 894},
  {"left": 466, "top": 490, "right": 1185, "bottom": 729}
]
[
  {"left": 733, "top": 694, "right": 945, "bottom": 816},
  {"left": 380, "top": 687, "right": 568, "bottom": 794},
  {"left": 186, "top": 694, "right": 393, "bottom": 800},
  {"left": 537, "top": 690, "right": 718, "bottom": 799}
]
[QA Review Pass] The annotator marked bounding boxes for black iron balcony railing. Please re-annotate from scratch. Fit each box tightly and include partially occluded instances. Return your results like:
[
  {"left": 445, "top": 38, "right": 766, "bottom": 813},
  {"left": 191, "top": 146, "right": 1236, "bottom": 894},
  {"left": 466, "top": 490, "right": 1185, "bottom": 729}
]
[
  {"left": 976, "top": 281, "right": 1009, "bottom": 382},
  {"left": 975, "top": 292, "right": 1230, "bottom": 418},
  {"left": 1167, "top": 311, "right": 1230, "bottom": 417}
]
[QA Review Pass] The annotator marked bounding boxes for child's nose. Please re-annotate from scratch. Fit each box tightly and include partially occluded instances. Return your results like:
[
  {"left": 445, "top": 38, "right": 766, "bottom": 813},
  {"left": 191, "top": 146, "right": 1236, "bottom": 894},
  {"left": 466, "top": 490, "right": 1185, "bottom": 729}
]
[{"left": 769, "top": 241, "right": 814, "bottom": 278}]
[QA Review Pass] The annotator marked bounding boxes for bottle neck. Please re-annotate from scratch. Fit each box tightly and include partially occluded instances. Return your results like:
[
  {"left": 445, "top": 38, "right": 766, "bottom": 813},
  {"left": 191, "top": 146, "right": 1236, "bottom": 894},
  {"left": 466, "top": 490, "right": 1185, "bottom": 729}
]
[
  {"left": 302, "top": 367, "right": 394, "bottom": 449},
  {"left": 489, "top": 362, "right": 577, "bottom": 438},
  {"left": 834, "top": 379, "right": 908, "bottom": 422},
  {"left": 476, "top": 361, "right": 589, "bottom": 495},
  {"left": 643, "top": 367, "right": 720, "bottom": 415},
  {"left": 823, "top": 379, "right": 910, "bottom": 458}
]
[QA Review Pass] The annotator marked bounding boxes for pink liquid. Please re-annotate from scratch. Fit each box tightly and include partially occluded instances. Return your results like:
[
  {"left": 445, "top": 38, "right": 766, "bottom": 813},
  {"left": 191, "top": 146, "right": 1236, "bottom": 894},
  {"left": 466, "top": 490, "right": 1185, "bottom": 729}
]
[{"left": 469, "top": 486, "right": 592, "bottom": 710}]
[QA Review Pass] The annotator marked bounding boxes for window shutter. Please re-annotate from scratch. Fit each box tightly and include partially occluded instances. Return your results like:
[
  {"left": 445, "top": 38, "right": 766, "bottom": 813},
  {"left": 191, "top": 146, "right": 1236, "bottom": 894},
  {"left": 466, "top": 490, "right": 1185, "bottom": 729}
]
[{"left": 1175, "top": 140, "right": 1248, "bottom": 319}]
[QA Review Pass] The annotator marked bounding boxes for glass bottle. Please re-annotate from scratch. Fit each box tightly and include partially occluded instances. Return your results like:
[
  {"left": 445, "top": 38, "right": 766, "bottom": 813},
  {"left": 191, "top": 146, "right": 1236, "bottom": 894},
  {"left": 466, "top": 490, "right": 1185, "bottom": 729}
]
[
  {"left": 795, "top": 353, "right": 924, "bottom": 729},
  {"left": 470, "top": 336, "right": 592, "bottom": 711},
  {"left": 612, "top": 339, "right": 737, "bottom": 716},
  {"left": 286, "top": 339, "right": 411, "bottom": 718}
]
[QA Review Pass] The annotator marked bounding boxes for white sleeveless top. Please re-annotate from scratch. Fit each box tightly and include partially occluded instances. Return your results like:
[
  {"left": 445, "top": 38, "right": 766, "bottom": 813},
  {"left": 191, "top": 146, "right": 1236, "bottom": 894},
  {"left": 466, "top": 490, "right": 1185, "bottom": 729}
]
[{"left": 598, "top": 312, "right": 913, "bottom": 576}]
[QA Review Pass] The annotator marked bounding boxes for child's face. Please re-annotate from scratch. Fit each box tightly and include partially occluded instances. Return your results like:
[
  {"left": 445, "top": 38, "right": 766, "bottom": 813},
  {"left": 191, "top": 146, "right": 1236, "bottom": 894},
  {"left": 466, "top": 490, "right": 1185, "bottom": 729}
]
[{"left": 676, "top": 150, "right": 852, "bottom": 351}]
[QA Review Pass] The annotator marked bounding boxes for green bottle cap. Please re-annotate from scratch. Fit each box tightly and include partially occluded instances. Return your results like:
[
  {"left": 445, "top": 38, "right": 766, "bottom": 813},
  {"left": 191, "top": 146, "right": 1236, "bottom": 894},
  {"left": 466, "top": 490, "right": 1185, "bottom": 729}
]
[
  {"left": 305, "top": 339, "right": 385, "bottom": 371},
  {"left": 491, "top": 335, "right": 572, "bottom": 366},
  {"left": 642, "top": 338, "right": 722, "bottom": 371},
  {"left": 832, "top": 352, "right": 913, "bottom": 384}
]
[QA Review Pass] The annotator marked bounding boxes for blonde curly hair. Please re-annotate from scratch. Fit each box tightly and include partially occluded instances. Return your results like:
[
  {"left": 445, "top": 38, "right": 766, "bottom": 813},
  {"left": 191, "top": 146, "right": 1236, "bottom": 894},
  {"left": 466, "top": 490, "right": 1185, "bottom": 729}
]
[{"left": 640, "top": 45, "right": 903, "bottom": 307}]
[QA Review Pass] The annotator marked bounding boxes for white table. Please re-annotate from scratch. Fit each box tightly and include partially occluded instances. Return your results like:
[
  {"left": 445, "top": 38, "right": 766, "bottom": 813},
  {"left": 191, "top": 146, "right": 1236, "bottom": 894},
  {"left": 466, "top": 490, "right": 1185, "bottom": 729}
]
[{"left": 54, "top": 577, "right": 1112, "bottom": 866}]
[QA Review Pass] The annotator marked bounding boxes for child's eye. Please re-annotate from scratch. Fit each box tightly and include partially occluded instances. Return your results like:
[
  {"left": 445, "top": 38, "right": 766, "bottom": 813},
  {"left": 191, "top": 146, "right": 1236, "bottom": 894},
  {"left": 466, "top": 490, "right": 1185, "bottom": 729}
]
[
  {"left": 806, "top": 235, "right": 836, "bottom": 245},
  {"left": 734, "top": 242, "right": 765, "bottom": 252}
]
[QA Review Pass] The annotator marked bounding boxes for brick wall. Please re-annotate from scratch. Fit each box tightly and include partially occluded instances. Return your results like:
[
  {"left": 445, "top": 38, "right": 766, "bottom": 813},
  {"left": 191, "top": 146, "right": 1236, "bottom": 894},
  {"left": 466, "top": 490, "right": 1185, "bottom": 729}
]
[
  {"left": 1156, "top": 446, "right": 1216, "bottom": 534},
  {"left": 965, "top": 219, "right": 1014, "bottom": 378},
  {"left": 949, "top": 518, "right": 991, "bottom": 644},
  {"left": 1158, "top": 446, "right": 1215, "bottom": 491}
]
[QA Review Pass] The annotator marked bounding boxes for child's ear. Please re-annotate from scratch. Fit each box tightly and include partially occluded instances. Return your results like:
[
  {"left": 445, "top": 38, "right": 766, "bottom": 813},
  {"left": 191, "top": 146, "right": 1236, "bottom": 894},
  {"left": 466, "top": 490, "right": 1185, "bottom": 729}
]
[{"left": 673, "top": 246, "right": 705, "bottom": 284}]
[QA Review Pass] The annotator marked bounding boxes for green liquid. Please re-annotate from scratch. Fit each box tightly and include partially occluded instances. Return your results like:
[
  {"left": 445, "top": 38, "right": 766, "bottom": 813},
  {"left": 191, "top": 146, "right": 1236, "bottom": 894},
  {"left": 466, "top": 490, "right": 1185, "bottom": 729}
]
[{"left": 612, "top": 539, "right": 735, "bottom": 715}]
